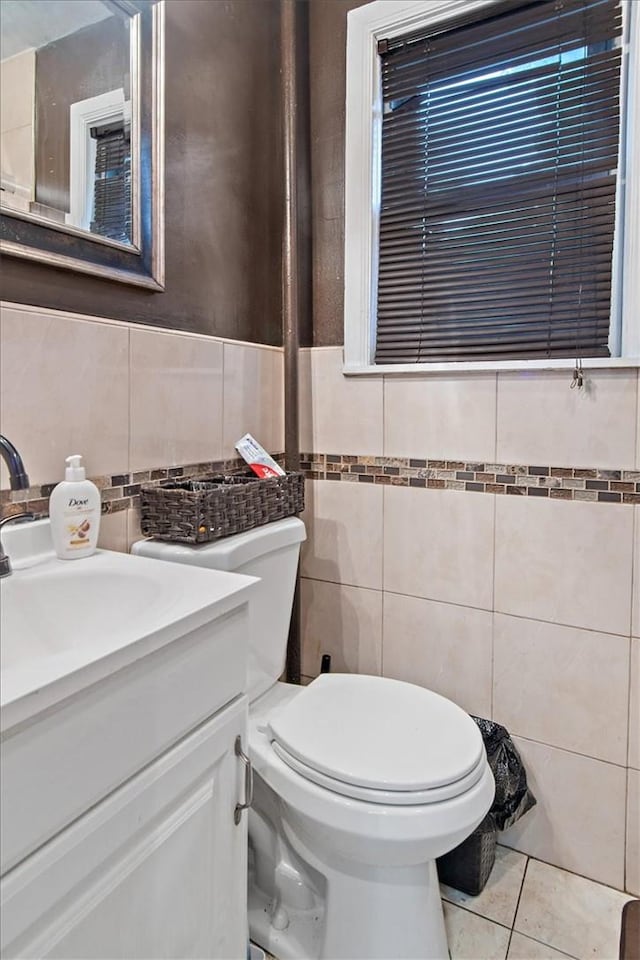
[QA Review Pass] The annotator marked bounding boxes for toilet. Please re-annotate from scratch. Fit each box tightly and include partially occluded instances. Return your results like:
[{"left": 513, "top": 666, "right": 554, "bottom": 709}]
[{"left": 133, "top": 518, "right": 494, "bottom": 960}]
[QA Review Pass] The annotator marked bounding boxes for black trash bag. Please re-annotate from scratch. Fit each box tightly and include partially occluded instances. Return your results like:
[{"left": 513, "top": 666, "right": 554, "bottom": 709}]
[{"left": 471, "top": 715, "right": 536, "bottom": 831}]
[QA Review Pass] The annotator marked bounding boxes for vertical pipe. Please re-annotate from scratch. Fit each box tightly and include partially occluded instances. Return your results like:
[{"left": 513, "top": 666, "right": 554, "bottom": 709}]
[{"left": 281, "top": 0, "right": 301, "bottom": 683}]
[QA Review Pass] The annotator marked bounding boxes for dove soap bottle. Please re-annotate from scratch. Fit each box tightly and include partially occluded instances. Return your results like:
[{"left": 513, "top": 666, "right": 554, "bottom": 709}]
[{"left": 49, "top": 455, "right": 101, "bottom": 559}]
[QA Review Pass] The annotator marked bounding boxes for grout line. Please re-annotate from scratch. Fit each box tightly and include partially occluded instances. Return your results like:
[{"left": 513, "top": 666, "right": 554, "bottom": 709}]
[{"left": 509, "top": 854, "right": 531, "bottom": 950}]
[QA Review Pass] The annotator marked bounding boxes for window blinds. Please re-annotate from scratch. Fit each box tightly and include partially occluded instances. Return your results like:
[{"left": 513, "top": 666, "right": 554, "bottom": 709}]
[
  {"left": 375, "top": 0, "right": 624, "bottom": 364},
  {"left": 90, "top": 122, "right": 132, "bottom": 244}
]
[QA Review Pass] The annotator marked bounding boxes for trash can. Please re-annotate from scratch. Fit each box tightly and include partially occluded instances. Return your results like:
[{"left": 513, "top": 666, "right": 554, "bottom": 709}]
[{"left": 437, "top": 716, "right": 536, "bottom": 896}]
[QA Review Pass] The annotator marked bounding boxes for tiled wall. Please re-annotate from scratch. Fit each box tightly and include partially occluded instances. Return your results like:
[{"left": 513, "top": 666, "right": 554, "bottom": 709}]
[
  {"left": 0, "top": 302, "right": 284, "bottom": 551},
  {"left": 298, "top": 346, "right": 640, "bottom": 895}
]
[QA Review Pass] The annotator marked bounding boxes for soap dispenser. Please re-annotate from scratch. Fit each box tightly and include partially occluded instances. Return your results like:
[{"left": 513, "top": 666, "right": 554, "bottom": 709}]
[{"left": 49, "top": 455, "right": 101, "bottom": 559}]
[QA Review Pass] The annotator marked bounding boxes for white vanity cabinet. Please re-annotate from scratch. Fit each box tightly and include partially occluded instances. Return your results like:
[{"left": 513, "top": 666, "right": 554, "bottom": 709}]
[
  {"left": 1, "top": 696, "right": 249, "bottom": 959},
  {"left": 1, "top": 526, "right": 259, "bottom": 960}
]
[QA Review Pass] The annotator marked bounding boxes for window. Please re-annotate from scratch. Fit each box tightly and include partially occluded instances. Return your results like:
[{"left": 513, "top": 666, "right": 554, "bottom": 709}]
[
  {"left": 90, "top": 121, "right": 132, "bottom": 244},
  {"left": 343, "top": 0, "right": 639, "bottom": 372}
]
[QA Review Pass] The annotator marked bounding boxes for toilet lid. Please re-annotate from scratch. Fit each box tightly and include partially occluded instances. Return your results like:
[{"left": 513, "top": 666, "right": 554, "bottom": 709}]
[{"left": 268, "top": 674, "right": 484, "bottom": 793}]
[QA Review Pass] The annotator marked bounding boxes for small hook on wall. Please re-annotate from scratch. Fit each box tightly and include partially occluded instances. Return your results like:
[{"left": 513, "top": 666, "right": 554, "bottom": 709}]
[{"left": 570, "top": 359, "right": 585, "bottom": 390}]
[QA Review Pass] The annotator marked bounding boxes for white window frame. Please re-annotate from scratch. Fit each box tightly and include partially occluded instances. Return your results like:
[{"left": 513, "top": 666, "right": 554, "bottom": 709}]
[
  {"left": 343, "top": 0, "right": 640, "bottom": 374},
  {"left": 67, "top": 88, "right": 130, "bottom": 233}
]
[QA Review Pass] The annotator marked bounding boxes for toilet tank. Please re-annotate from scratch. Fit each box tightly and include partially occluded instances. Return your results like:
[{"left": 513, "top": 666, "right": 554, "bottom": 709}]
[{"left": 132, "top": 517, "right": 306, "bottom": 702}]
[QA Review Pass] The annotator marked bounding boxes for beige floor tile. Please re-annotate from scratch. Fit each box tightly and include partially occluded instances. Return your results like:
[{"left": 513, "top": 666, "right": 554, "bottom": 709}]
[
  {"left": 443, "top": 902, "right": 511, "bottom": 960},
  {"left": 514, "top": 859, "right": 632, "bottom": 960},
  {"left": 441, "top": 846, "right": 528, "bottom": 928},
  {"left": 507, "top": 932, "right": 576, "bottom": 959}
]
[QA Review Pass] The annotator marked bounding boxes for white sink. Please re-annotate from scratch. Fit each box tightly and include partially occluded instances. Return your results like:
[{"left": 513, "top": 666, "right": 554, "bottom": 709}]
[
  {"left": 1, "top": 518, "right": 258, "bottom": 875},
  {"left": 0, "top": 519, "right": 257, "bottom": 730}
]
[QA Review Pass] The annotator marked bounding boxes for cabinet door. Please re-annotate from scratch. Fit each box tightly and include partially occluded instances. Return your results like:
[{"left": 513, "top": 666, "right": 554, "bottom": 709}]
[{"left": 1, "top": 697, "right": 249, "bottom": 960}]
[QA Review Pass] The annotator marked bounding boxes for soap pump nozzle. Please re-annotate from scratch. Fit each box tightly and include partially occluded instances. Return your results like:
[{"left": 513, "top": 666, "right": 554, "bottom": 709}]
[{"left": 65, "top": 455, "right": 86, "bottom": 482}]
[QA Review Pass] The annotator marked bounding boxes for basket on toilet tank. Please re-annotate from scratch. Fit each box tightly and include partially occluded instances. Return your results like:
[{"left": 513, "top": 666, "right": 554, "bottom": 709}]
[{"left": 139, "top": 470, "right": 305, "bottom": 544}]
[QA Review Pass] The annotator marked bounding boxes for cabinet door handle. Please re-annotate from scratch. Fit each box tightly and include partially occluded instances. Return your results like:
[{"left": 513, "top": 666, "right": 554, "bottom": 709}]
[{"left": 234, "top": 735, "right": 253, "bottom": 825}]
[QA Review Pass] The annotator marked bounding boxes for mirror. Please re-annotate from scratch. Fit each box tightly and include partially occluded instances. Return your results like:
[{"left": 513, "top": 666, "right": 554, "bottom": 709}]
[{"left": 0, "top": 0, "right": 164, "bottom": 289}]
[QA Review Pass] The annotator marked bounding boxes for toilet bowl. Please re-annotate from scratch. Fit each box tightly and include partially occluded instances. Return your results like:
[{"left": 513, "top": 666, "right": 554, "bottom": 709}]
[{"left": 133, "top": 518, "right": 494, "bottom": 959}]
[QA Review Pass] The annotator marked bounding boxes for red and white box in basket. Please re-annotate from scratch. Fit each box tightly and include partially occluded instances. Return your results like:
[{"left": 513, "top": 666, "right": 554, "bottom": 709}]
[{"left": 235, "top": 434, "right": 285, "bottom": 479}]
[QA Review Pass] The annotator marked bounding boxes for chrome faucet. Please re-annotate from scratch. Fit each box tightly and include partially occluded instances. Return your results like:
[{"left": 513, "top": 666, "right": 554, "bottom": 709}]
[{"left": 0, "top": 436, "right": 33, "bottom": 578}]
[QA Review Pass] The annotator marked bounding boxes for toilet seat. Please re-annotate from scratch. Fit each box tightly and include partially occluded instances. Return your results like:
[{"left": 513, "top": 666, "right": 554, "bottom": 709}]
[
  {"left": 268, "top": 674, "right": 485, "bottom": 804},
  {"left": 271, "top": 740, "right": 487, "bottom": 804}
]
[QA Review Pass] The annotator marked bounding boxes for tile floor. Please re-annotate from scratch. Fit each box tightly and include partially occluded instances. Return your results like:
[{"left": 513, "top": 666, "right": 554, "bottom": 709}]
[
  {"left": 441, "top": 846, "right": 634, "bottom": 960},
  {"left": 260, "top": 845, "right": 634, "bottom": 959}
]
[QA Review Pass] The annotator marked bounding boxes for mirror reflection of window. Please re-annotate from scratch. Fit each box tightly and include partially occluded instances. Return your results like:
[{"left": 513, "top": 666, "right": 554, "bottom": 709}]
[{"left": 0, "top": 0, "right": 132, "bottom": 245}]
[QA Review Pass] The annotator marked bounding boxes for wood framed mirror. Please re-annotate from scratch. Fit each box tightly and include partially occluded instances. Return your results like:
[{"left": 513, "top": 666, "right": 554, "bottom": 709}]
[{"left": 0, "top": 0, "right": 164, "bottom": 290}]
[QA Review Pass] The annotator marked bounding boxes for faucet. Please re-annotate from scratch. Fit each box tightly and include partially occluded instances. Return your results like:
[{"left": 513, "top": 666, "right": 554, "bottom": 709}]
[{"left": 0, "top": 436, "right": 33, "bottom": 578}]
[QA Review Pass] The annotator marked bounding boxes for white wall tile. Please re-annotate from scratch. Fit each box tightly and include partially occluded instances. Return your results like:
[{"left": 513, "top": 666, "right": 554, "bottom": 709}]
[
  {"left": 384, "top": 486, "right": 494, "bottom": 609},
  {"left": 301, "top": 479, "right": 383, "bottom": 589},
  {"left": 222, "top": 343, "right": 283, "bottom": 458},
  {"left": 635, "top": 369, "right": 640, "bottom": 468},
  {"left": 496, "top": 369, "right": 637, "bottom": 469},
  {"left": 0, "top": 306, "right": 129, "bottom": 486},
  {"left": 514, "top": 858, "right": 632, "bottom": 959},
  {"left": 629, "top": 638, "right": 640, "bottom": 771},
  {"left": 299, "top": 348, "right": 383, "bottom": 455},
  {"left": 385, "top": 373, "right": 496, "bottom": 461},
  {"left": 300, "top": 578, "right": 382, "bottom": 678},
  {"left": 97, "top": 510, "right": 129, "bottom": 553},
  {"left": 495, "top": 497, "right": 633, "bottom": 635},
  {"left": 130, "top": 329, "right": 223, "bottom": 471},
  {"left": 627, "top": 768, "right": 640, "bottom": 895},
  {"left": 502, "top": 737, "right": 627, "bottom": 888},
  {"left": 126, "top": 505, "right": 143, "bottom": 553},
  {"left": 493, "top": 615, "right": 630, "bottom": 765},
  {"left": 382, "top": 593, "right": 493, "bottom": 717},
  {"left": 633, "top": 506, "right": 640, "bottom": 638}
]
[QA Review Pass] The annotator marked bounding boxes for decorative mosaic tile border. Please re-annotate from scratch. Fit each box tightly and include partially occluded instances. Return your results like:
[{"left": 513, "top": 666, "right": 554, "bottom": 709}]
[
  {"left": 300, "top": 453, "right": 640, "bottom": 505},
  {"left": 0, "top": 455, "right": 285, "bottom": 520}
]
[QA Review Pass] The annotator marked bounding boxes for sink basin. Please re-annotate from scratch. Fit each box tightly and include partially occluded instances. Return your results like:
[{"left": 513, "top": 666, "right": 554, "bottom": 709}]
[
  {"left": 0, "top": 519, "right": 258, "bottom": 730},
  {"left": 1, "top": 565, "right": 165, "bottom": 670}
]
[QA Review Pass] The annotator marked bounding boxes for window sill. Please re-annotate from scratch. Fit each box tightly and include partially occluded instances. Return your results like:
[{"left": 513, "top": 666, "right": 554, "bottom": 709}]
[{"left": 343, "top": 357, "right": 640, "bottom": 376}]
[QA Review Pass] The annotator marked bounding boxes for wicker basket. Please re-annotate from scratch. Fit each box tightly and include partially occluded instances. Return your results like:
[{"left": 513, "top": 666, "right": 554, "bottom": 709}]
[
  {"left": 436, "top": 815, "right": 497, "bottom": 896},
  {"left": 140, "top": 470, "right": 305, "bottom": 544}
]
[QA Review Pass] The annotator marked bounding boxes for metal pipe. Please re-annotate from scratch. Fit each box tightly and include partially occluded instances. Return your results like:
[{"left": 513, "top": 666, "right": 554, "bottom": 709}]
[{"left": 281, "top": 0, "right": 301, "bottom": 683}]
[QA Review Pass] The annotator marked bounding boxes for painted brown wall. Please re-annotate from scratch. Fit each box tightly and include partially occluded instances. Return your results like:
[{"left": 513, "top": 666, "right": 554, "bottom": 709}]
[
  {"left": 308, "top": 0, "right": 367, "bottom": 347},
  {"left": 35, "top": 16, "right": 128, "bottom": 214},
  {"left": 1, "top": 0, "right": 284, "bottom": 346}
]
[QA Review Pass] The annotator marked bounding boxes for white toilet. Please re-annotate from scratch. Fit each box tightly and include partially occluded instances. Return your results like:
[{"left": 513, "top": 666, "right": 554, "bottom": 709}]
[{"left": 133, "top": 518, "right": 494, "bottom": 960}]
